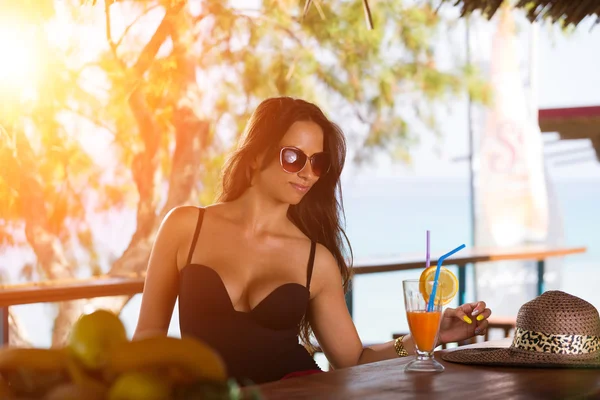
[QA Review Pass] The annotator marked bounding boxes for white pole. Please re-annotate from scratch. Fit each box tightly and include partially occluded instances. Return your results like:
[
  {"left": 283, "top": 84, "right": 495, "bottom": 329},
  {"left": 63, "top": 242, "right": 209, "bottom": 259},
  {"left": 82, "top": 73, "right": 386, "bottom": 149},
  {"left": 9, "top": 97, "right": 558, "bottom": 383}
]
[
  {"left": 529, "top": 21, "right": 539, "bottom": 124},
  {"left": 466, "top": 16, "right": 478, "bottom": 303},
  {"left": 466, "top": 16, "right": 475, "bottom": 248}
]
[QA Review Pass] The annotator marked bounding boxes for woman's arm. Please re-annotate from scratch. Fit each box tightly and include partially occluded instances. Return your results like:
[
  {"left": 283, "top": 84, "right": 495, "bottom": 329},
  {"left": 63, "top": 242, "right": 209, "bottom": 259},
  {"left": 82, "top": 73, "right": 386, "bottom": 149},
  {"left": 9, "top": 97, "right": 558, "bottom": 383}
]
[
  {"left": 356, "top": 301, "right": 493, "bottom": 365},
  {"left": 308, "top": 245, "right": 491, "bottom": 368},
  {"left": 355, "top": 337, "right": 416, "bottom": 365},
  {"left": 132, "top": 206, "right": 194, "bottom": 340},
  {"left": 308, "top": 245, "right": 413, "bottom": 368}
]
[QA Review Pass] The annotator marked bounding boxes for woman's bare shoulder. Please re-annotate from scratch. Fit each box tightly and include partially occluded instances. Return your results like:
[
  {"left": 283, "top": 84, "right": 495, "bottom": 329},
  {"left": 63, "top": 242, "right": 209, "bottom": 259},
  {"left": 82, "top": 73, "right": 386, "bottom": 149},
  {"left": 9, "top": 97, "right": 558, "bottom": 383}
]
[
  {"left": 162, "top": 203, "right": 233, "bottom": 238},
  {"left": 309, "top": 243, "right": 343, "bottom": 294},
  {"left": 161, "top": 206, "right": 209, "bottom": 268},
  {"left": 162, "top": 205, "right": 202, "bottom": 228},
  {"left": 314, "top": 243, "right": 339, "bottom": 271}
]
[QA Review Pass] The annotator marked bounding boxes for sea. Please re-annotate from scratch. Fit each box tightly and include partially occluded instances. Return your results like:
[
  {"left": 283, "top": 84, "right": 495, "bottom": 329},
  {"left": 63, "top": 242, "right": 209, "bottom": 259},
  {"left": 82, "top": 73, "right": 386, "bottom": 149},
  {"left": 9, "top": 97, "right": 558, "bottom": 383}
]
[{"left": 4, "top": 176, "right": 599, "bottom": 370}]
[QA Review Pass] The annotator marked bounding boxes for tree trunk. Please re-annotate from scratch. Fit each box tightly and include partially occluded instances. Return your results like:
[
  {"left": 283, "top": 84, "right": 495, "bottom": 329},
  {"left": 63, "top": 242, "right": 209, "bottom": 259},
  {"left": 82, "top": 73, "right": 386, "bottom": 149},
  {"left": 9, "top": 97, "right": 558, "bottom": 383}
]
[
  {"left": 48, "top": 3, "right": 209, "bottom": 343},
  {"left": 9, "top": 310, "right": 33, "bottom": 348},
  {"left": 9, "top": 130, "right": 79, "bottom": 347},
  {"left": 51, "top": 301, "right": 85, "bottom": 347}
]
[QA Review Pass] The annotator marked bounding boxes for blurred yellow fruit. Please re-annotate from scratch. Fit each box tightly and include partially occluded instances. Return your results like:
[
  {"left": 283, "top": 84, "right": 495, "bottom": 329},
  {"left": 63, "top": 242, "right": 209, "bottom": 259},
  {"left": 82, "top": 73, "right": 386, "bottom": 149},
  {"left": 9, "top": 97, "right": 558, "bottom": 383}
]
[
  {"left": 0, "top": 377, "right": 11, "bottom": 398},
  {"left": 0, "top": 348, "right": 68, "bottom": 371},
  {"left": 108, "top": 371, "right": 172, "bottom": 400},
  {"left": 0, "top": 348, "right": 69, "bottom": 398},
  {"left": 65, "top": 353, "right": 109, "bottom": 397},
  {"left": 108, "top": 336, "right": 227, "bottom": 383},
  {"left": 43, "top": 383, "right": 105, "bottom": 400},
  {"left": 68, "top": 309, "right": 128, "bottom": 370}
]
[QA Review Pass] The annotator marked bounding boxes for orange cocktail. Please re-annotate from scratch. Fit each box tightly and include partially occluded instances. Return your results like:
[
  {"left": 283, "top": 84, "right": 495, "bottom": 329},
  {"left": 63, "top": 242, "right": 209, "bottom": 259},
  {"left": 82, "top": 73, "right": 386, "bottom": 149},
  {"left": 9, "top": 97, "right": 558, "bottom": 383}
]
[
  {"left": 406, "top": 311, "right": 441, "bottom": 352},
  {"left": 402, "top": 279, "right": 445, "bottom": 372}
]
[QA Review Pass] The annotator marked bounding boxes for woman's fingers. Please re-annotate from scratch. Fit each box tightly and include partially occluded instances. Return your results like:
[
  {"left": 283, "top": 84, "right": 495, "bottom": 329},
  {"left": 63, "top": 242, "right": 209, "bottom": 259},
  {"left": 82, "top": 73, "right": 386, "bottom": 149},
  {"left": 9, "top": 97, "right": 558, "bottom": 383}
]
[
  {"left": 453, "top": 305, "right": 474, "bottom": 325},
  {"left": 469, "top": 301, "right": 487, "bottom": 317},
  {"left": 475, "top": 308, "right": 492, "bottom": 333}
]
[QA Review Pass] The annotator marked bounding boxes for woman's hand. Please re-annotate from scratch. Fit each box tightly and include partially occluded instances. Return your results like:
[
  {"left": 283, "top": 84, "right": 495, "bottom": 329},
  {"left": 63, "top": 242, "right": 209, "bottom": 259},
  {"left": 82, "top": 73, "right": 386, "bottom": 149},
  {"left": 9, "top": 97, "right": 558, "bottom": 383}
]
[{"left": 437, "top": 301, "right": 491, "bottom": 345}]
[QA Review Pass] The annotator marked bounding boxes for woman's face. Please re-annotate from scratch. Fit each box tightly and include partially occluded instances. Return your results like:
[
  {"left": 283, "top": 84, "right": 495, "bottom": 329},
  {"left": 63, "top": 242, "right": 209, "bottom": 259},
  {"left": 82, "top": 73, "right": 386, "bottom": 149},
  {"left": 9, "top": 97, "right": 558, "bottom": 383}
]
[{"left": 253, "top": 120, "right": 326, "bottom": 205}]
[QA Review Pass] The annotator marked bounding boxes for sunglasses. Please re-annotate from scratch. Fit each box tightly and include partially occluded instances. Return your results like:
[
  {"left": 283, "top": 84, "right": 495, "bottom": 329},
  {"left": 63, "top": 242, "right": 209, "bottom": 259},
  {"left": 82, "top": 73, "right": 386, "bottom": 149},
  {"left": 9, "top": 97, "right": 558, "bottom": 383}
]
[{"left": 279, "top": 146, "right": 331, "bottom": 177}]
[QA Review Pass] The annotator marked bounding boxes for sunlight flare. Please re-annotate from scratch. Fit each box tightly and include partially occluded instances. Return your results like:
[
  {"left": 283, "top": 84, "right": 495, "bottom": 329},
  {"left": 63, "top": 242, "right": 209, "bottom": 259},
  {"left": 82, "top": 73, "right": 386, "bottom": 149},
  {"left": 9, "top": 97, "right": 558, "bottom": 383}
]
[{"left": 0, "top": 22, "right": 40, "bottom": 98}]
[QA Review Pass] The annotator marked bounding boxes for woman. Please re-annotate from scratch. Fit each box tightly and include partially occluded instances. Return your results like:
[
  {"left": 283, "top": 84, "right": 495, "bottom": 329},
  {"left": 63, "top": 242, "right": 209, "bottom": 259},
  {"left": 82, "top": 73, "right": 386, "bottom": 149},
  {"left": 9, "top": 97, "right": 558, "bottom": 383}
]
[{"left": 133, "top": 97, "right": 492, "bottom": 384}]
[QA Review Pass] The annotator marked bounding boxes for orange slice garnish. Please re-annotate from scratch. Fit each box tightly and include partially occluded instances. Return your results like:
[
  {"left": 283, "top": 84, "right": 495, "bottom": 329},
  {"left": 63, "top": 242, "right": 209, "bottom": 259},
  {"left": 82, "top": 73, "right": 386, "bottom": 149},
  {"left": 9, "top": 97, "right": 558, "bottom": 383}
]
[{"left": 419, "top": 266, "right": 458, "bottom": 306}]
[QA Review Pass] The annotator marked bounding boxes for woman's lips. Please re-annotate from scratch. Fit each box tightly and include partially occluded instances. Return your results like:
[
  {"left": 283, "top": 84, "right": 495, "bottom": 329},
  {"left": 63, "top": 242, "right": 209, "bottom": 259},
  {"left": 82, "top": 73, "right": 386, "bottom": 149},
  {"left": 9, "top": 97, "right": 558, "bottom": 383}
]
[{"left": 290, "top": 183, "right": 309, "bottom": 193}]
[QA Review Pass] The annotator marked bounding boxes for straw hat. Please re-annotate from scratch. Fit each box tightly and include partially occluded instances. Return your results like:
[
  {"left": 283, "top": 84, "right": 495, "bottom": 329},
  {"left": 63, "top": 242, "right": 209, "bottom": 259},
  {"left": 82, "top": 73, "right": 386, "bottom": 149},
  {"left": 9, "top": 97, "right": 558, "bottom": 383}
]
[{"left": 442, "top": 291, "right": 600, "bottom": 368}]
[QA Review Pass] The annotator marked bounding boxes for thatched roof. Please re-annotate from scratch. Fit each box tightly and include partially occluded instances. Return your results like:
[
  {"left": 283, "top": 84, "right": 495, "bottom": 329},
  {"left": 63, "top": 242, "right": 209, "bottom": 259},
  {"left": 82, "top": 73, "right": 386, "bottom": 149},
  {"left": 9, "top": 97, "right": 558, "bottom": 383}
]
[
  {"left": 444, "top": 0, "right": 600, "bottom": 26},
  {"left": 303, "top": 1, "right": 599, "bottom": 30}
]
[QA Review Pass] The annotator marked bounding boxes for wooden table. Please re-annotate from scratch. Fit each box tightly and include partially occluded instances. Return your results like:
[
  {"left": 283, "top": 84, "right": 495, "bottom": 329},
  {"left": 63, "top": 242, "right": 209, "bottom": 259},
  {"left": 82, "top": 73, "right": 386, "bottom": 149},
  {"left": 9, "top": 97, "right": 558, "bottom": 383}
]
[
  {"left": 247, "top": 340, "right": 600, "bottom": 399},
  {"left": 348, "top": 245, "right": 587, "bottom": 315}
]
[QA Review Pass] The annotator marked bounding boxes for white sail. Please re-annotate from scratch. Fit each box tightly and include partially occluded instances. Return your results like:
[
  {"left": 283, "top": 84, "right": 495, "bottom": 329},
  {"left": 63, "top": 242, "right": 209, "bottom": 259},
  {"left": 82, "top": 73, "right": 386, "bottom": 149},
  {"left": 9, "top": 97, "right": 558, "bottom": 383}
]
[{"left": 474, "top": 5, "right": 551, "bottom": 318}]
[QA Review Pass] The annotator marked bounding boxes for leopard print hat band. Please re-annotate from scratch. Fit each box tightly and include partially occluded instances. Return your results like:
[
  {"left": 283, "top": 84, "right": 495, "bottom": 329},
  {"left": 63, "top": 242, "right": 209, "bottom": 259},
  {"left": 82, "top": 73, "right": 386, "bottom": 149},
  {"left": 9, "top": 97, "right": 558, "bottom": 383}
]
[{"left": 512, "top": 327, "right": 600, "bottom": 355}]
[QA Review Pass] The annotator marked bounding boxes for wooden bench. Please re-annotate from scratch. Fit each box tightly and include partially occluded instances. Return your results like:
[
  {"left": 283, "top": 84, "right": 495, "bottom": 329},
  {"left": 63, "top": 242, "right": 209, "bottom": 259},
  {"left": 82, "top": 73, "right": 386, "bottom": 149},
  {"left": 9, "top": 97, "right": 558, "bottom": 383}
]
[{"left": 483, "top": 316, "right": 517, "bottom": 341}]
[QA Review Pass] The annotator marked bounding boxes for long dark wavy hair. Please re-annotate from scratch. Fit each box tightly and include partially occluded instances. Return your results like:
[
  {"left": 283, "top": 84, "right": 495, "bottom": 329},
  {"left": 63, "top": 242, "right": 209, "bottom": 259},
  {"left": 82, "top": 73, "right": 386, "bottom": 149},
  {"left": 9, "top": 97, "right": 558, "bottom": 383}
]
[{"left": 216, "top": 97, "right": 353, "bottom": 351}]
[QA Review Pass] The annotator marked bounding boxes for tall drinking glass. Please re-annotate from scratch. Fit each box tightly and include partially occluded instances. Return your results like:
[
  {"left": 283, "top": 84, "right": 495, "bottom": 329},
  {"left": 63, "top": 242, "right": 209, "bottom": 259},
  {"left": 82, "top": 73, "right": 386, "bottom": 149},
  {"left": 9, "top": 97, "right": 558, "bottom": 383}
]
[{"left": 402, "top": 279, "right": 444, "bottom": 372}]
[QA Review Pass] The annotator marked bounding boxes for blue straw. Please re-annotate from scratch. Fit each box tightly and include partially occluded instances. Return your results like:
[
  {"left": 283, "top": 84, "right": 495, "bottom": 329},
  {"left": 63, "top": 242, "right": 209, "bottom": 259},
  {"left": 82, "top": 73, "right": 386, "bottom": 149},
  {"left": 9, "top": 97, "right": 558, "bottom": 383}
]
[{"left": 427, "top": 244, "right": 466, "bottom": 312}]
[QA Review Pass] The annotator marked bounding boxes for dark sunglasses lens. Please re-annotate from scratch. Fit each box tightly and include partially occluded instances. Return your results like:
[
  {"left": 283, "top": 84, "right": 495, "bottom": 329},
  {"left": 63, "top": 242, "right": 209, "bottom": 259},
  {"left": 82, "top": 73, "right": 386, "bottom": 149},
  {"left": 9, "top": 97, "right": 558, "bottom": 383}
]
[
  {"left": 311, "top": 153, "right": 330, "bottom": 176},
  {"left": 281, "top": 148, "right": 306, "bottom": 173}
]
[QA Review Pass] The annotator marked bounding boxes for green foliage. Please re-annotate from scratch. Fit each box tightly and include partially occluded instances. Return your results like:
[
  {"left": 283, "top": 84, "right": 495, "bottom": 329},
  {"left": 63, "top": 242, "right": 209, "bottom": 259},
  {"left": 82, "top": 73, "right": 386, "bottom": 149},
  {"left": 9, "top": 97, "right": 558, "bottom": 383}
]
[{"left": 191, "top": 0, "right": 489, "bottom": 165}]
